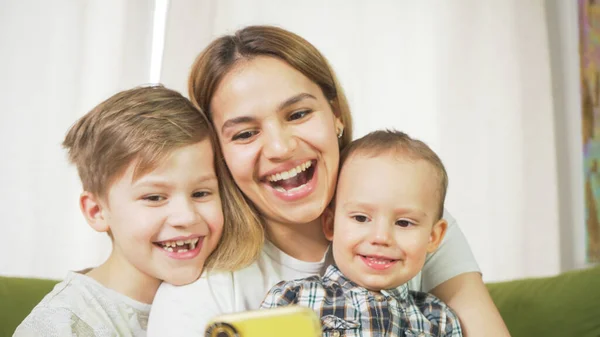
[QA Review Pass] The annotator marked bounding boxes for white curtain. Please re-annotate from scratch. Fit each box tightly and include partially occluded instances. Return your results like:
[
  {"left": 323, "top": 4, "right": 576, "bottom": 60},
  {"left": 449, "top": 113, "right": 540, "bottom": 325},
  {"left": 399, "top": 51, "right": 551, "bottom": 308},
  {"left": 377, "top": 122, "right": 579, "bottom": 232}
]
[
  {"left": 0, "top": 0, "right": 156, "bottom": 279},
  {"left": 1, "top": 0, "right": 586, "bottom": 282},
  {"left": 160, "top": 0, "right": 583, "bottom": 282}
]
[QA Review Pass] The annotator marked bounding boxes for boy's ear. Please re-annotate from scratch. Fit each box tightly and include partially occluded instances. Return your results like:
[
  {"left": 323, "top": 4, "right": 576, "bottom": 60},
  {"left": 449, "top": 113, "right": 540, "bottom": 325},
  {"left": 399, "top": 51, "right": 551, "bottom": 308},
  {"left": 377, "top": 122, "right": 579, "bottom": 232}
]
[
  {"left": 80, "top": 191, "right": 109, "bottom": 233},
  {"left": 322, "top": 207, "right": 335, "bottom": 241},
  {"left": 427, "top": 219, "right": 448, "bottom": 253}
]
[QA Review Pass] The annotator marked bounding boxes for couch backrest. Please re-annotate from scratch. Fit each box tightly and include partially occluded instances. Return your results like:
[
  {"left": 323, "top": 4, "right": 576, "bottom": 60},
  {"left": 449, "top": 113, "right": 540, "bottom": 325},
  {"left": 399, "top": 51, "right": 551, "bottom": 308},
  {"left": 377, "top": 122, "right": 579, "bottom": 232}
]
[
  {"left": 487, "top": 266, "right": 600, "bottom": 337},
  {"left": 0, "top": 276, "right": 59, "bottom": 337}
]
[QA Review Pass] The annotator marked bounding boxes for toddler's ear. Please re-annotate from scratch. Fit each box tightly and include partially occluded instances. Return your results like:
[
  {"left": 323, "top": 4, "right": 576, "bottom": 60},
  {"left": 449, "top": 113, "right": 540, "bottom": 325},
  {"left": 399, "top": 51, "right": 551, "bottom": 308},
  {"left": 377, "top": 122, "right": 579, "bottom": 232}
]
[
  {"left": 321, "top": 207, "right": 335, "bottom": 241},
  {"left": 80, "top": 191, "right": 109, "bottom": 233},
  {"left": 427, "top": 219, "right": 448, "bottom": 253}
]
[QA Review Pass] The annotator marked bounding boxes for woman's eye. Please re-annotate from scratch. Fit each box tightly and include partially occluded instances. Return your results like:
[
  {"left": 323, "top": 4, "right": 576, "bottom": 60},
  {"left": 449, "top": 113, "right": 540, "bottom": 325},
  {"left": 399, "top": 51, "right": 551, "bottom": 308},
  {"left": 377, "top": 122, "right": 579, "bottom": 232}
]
[
  {"left": 143, "top": 195, "right": 164, "bottom": 202},
  {"left": 232, "top": 130, "right": 258, "bottom": 141},
  {"left": 192, "top": 191, "right": 210, "bottom": 198},
  {"left": 288, "top": 109, "right": 311, "bottom": 121},
  {"left": 352, "top": 215, "right": 369, "bottom": 223},
  {"left": 395, "top": 220, "right": 413, "bottom": 228}
]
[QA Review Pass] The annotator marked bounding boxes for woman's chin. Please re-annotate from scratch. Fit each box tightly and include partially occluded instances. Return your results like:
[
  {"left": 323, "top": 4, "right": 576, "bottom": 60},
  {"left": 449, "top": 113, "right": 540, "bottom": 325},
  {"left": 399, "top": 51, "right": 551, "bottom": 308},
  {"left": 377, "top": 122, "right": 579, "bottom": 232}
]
[{"left": 264, "top": 203, "right": 327, "bottom": 227}]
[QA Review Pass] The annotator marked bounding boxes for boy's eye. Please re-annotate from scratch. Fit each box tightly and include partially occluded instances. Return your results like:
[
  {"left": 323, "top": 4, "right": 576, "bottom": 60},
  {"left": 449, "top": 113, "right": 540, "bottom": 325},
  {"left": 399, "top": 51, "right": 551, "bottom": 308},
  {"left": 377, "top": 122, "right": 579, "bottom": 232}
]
[
  {"left": 192, "top": 191, "right": 210, "bottom": 198},
  {"left": 143, "top": 195, "right": 164, "bottom": 202},
  {"left": 288, "top": 109, "right": 312, "bottom": 121},
  {"left": 395, "top": 220, "right": 414, "bottom": 228},
  {"left": 352, "top": 215, "right": 370, "bottom": 223},
  {"left": 232, "top": 130, "right": 258, "bottom": 141}
]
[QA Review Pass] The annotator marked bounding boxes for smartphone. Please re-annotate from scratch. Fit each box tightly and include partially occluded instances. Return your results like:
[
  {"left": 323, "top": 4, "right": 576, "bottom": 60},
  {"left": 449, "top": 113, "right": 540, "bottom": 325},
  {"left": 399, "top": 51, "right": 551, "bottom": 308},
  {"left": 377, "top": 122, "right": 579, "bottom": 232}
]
[{"left": 204, "top": 305, "right": 322, "bottom": 337}]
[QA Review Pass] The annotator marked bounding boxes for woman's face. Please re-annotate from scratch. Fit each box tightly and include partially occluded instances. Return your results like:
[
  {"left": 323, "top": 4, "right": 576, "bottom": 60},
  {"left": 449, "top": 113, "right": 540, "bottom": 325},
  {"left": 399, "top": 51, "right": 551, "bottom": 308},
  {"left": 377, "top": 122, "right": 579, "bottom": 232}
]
[{"left": 210, "top": 56, "right": 343, "bottom": 227}]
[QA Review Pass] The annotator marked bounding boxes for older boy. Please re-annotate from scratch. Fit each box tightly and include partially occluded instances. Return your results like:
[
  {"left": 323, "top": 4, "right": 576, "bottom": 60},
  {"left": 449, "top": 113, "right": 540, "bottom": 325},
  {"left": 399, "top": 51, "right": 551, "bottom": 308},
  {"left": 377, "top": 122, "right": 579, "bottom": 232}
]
[
  {"left": 261, "top": 130, "right": 462, "bottom": 336},
  {"left": 15, "top": 86, "right": 225, "bottom": 336}
]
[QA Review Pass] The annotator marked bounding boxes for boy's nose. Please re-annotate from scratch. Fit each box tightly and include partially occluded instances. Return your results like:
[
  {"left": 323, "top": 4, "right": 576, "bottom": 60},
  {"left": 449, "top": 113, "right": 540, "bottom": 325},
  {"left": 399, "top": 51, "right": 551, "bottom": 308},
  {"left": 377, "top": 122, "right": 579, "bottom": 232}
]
[
  {"left": 369, "top": 220, "right": 393, "bottom": 246},
  {"left": 168, "top": 198, "right": 199, "bottom": 228}
]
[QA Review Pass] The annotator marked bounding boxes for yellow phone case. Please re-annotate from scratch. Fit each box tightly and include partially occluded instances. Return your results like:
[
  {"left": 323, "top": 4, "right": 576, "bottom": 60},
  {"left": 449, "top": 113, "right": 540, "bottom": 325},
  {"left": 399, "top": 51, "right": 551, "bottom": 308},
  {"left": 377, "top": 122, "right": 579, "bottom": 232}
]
[{"left": 205, "top": 306, "right": 321, "bottom": 337}]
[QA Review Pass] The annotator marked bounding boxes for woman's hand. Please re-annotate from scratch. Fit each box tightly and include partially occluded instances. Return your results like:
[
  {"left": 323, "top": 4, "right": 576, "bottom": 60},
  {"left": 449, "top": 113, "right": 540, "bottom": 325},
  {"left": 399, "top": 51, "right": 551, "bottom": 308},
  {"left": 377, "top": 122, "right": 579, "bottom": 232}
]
[{"left": 431, "top": 272, "right": 511, "bottom": 337}]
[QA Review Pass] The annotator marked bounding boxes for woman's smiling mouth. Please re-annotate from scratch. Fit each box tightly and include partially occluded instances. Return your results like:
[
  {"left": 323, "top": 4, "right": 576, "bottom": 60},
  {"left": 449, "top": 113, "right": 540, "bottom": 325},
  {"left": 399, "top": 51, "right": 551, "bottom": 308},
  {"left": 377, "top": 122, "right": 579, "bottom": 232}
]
[{"left": 261, "top": 160, "right": 318, "bottom": 200}]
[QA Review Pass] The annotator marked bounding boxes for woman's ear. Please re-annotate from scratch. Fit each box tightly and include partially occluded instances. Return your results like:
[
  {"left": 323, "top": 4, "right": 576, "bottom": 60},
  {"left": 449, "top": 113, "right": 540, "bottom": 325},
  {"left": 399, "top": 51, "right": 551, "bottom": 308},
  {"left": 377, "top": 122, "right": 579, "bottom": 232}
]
[
  {"left": 80, "top": 191, "right": 109, "bottom": 233},
  {"left": 427, "top": 219, "right": 448, "bottom": 253},
  {"left": 322, "top": 207, "right": 335, "bottom": 241},
  {"left": 334, "top": 118, "right": 344, "bottom": 139}
]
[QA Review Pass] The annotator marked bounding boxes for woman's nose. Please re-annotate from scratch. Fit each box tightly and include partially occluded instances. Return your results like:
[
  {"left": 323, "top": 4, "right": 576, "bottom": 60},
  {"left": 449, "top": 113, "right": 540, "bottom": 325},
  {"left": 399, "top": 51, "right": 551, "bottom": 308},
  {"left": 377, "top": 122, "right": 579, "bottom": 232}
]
[{"left": 262, "top": 123, "right": 297, "bottom": 160}]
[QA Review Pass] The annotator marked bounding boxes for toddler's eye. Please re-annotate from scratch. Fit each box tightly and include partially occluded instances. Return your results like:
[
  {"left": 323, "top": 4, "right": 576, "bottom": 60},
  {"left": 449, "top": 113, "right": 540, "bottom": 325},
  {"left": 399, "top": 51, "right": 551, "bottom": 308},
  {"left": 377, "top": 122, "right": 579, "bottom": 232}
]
[
  {"left": 143, "top": 195, "right": 164, "bottom": 202},
  {"left": 288, "top": 109, "right": 311, "bottom": 121},
  {"left": 192, "top": 191, "right": 210, "bottom": 198},
  {"left": 352, "top": 215, "right": 369, "bottom": 223},
  {"left": 395, "top": 220, "right": 413, "bottom": 228},
  {"left": 232, "top": 130, "right": 258, "bottom": 141}
]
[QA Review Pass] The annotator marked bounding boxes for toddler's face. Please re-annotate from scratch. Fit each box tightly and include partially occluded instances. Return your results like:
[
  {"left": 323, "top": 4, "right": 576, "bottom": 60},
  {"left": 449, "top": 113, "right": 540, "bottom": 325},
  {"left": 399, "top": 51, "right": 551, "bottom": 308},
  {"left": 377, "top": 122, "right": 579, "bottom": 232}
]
[
  {"left": 326, "top": 153, "right": 446, "bottom": 291},
  {"left": 103, "top": 139, "right": 223, "bottom": 285}
]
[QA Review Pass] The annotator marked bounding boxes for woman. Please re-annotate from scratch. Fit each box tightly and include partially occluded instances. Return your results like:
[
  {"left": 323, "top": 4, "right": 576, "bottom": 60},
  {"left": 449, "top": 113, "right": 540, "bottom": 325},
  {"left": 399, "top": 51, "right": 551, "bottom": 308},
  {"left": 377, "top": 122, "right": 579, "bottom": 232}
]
[{"left": 147, "top": 25, "right": 509, "bottom": 336}]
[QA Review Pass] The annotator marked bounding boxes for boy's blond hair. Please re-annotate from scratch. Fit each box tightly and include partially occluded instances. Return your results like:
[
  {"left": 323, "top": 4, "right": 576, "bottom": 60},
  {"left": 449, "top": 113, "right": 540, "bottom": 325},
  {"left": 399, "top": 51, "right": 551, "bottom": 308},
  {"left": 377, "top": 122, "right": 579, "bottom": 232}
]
[
  {"left": 339, "top": 129, "right": 449, "bottom": 220},
  {"left": 62, "top": 85, "right": 262, "bottom": 271}
]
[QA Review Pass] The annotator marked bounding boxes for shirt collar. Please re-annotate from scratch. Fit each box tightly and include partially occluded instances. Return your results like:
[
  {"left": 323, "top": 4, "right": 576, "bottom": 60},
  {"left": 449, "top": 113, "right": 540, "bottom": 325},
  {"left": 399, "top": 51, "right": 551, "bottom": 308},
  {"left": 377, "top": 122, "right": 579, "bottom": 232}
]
[{"left": 324, "top": 265, "right": 409, "bottom": 301}]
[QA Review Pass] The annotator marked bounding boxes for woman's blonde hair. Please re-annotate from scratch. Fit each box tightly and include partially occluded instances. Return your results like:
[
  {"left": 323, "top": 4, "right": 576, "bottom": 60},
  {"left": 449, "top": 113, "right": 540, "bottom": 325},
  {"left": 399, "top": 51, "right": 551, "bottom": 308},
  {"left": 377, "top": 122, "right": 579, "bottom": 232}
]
[{"left": 188, "top": 25, "right": 354, "bottom": 268}]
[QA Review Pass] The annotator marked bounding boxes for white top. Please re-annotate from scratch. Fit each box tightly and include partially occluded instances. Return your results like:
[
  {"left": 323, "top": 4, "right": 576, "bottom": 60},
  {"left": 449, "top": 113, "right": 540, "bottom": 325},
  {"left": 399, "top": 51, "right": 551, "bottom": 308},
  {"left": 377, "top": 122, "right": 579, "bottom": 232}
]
[
  {"left": 147, "top": 209, "right": 479, "bottom": 337},
  {"left": 14, "top": 272, "right": 151, "bottom": 337}
]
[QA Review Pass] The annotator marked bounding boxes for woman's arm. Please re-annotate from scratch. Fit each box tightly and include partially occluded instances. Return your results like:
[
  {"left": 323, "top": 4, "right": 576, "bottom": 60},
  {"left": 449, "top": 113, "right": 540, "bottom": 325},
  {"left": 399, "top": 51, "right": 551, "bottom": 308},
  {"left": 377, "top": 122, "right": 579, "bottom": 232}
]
[
  {"left": 431, "top": 272, "right": 510, "bottom": 337},
  {"left": 421, "top": 210, "right": 511, "bottom": 336}
]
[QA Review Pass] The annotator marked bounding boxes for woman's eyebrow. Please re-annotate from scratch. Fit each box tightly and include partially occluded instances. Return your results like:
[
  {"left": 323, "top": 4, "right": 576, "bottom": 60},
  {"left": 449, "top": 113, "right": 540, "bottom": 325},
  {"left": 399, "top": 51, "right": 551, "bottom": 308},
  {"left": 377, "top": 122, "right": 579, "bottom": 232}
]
[
  {"left": 221, "top": 116, "right": 255, "bottom": 134},
  {"left": 277, "top": 92, "right": 316, "bottom": 111},
  {"left": 221, "top": 93, "right": 318, "bottom": 134}
]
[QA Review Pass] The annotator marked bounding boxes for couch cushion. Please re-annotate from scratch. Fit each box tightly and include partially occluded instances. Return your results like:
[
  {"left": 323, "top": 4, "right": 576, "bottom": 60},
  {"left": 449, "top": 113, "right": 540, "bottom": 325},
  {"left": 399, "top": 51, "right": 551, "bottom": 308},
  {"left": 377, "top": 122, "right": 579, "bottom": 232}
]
[
  {"left": 0, "top": 276, "right": 59, "bottom": 337},
  {"left": 487, "top": 266, "right": 600, "bottom": 337}
]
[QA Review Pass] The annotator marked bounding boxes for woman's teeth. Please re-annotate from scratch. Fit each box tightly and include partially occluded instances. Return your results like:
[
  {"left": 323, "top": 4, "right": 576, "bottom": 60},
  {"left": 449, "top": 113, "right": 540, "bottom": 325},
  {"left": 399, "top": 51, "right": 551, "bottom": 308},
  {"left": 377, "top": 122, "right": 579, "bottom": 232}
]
[
  {"left": 267, "top": 160, "right": 312, "bottom": 182},
  {"left": 273, "top": 184, "right": 307, "bottom": 193}
]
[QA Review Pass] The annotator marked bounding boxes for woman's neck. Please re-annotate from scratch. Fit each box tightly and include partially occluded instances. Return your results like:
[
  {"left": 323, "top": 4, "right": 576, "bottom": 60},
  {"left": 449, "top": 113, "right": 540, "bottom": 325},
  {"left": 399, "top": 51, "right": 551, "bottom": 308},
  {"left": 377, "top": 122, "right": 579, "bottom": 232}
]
[
  {"left": 265, "top": 217, "right": 330, "bottom": 262},
  {"left": 86, "top": 247, "right": 160, "bottom": 304}
]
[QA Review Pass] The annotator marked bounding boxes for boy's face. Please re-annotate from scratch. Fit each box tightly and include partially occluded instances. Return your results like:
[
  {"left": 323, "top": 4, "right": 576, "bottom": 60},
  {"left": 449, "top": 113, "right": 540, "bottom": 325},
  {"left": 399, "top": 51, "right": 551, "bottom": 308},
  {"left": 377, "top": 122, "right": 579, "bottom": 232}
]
[
  {"left": 325, "top": 153, "right": 447, "bottom": 291},
  {"left": 99, "top": 140, "right": 223, "bottom": 286}
]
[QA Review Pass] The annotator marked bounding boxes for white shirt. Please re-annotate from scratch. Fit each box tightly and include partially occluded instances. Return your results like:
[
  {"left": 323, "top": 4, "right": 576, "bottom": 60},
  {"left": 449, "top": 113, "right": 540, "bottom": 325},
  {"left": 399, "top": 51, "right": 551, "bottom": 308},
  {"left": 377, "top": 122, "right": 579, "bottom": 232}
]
[
  {"left": 147, "top": 210, "right": 478, "bottom": 337},
  {"left": 14, "top": 272, "right": 151, "bottom": 337}
]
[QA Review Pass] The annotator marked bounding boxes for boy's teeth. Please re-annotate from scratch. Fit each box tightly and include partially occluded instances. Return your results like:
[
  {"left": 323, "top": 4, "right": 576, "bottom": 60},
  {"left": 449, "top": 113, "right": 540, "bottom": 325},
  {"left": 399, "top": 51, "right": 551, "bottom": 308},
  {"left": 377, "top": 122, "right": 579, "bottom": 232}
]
[
  {"left": 159, "top": 237, "right": 200, "bottom": 250},
  {"left": 367, "top": 257, "right": 392, "bottom": 264},
  {"left": 268, "top": 160, "right": 312, "bottom": 182}
]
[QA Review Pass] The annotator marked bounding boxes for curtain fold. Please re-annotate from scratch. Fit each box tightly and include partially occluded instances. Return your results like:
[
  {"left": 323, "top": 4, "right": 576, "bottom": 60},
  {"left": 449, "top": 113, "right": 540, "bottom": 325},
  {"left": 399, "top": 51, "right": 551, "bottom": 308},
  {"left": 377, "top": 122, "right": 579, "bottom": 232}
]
[{"left": 0, "top": 0, "right": 155, "bottom": 279}]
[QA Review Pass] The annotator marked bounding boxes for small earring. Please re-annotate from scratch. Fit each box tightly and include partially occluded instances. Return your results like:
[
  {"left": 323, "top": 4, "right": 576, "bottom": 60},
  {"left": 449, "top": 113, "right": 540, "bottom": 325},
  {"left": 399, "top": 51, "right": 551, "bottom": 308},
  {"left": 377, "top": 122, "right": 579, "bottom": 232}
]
[{"left": 337, "top": 129, "right": 344, "bottom": 139}]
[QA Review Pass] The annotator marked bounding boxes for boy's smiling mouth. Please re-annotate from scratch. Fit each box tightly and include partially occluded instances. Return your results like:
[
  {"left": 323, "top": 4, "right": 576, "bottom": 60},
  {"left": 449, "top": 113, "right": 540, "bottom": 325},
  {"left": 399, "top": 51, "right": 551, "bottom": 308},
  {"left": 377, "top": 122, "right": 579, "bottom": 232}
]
[
  {"left": 154, "top": 237, "right": 200, "bottom": 253},
  {"left": 360, "top": 255, "right": 399, "bottom": 270}
]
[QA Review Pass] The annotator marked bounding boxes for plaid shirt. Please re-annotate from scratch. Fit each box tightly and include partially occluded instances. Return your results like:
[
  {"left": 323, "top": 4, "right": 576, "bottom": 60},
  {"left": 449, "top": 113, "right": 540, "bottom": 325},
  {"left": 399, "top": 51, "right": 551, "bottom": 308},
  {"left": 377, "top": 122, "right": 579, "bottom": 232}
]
[{"left": 260, "top": 265, "right": 462, "bottom": 337}]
